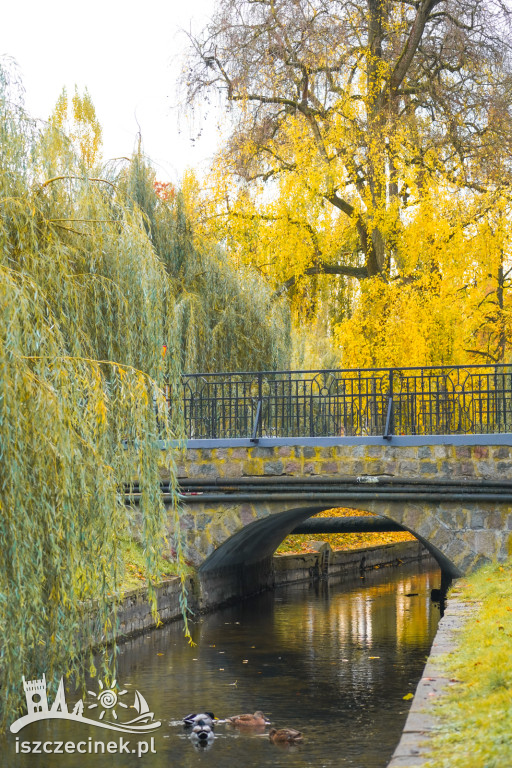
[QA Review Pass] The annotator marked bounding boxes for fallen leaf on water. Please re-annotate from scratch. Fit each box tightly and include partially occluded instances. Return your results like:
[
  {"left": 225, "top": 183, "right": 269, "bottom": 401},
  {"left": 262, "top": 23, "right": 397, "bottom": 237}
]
[
  {"left": 369, "top": 656, "right": 380, "bottom": 659},
  {"left": 403, "top": 693, "right": 414, "bottom": 700}
]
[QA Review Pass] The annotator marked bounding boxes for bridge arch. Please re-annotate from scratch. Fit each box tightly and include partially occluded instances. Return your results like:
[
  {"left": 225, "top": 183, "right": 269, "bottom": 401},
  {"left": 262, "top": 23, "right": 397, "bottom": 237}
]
[
  {"left": 178, "top": 494, "right": 506, "bottom": 606},
  {"left": 196, "top": 502, "right": 462, "bottom": 581}
]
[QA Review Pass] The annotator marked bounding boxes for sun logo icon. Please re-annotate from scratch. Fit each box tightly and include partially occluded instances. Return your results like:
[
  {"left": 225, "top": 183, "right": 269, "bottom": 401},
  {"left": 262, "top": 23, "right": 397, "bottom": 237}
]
[{"left": 87, "top": 679, "right": 128, "bottom": 721}]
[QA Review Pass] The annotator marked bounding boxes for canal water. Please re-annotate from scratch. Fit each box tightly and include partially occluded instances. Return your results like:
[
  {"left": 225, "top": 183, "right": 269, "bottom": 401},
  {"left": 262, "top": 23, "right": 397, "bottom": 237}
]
[{"left": 7, "top": 561, "right": 441, "bottom": 768}]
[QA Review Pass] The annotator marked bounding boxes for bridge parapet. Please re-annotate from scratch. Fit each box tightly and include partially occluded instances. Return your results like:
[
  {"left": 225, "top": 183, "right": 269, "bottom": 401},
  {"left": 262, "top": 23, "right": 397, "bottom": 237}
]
[
  {"left": 182, "top": 364, "right": 512, "bottom": 440},
  {"left": 175, "top": 439, "right": 512, "bottom": 483}
]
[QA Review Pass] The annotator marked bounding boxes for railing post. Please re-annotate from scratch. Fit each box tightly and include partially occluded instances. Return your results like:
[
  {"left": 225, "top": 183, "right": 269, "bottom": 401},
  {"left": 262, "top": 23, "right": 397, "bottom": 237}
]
[
  {"left": 250, "top": 372, "right": 263, "bottom": 442},
  {"left": 383, "top": 368, "right": 394, "bottom": 440}
]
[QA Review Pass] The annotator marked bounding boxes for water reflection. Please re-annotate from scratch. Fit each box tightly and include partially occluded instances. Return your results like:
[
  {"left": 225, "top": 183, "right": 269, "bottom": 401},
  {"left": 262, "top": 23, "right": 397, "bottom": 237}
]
[{"left": 5, "top": 561, "right": 441, "bottom": 768}]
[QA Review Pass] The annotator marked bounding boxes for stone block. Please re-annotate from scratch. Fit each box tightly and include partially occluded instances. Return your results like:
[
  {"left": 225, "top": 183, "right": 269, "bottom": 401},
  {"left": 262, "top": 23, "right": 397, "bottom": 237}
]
[
  {"left": 472, "top": 445, "right": 489, "bottom": 459},
  {"left": 365, "top": 445, "right": 385, "bottom": 458},
  {"left": 277, "top": 446, "right": 294, "bottom": 458},
  {"left": 221, "top": 462, "right": 243, "bottom": 478},
  {"left": 433, "top": 444, "right": 453, "bottom": 460},
  {"left": 469, "top": 510, "right": 485, "bottom": 529},
  {"left": 251, "top": 446, "right": 275, "bottom": 458},
  {"left": 484, "top": 510, "right": 503, "bottom": 530},
  {"left": 194, "top": 513, "right": 211, "bottom": 531},
  {"left": 445, "top": 537, "right": 467, "bottom": 562},
  {"left": 284, "top": 461, "right": 301, "bottom": 474},
  {"left": 215, "top": 448, "right": 230, "bottom": 460},
  {"left": 430, "top": 527, "right": 452, "bottom": 549},
  {"left": 318, "top": 446, "right": 335, "bottom": 458},
  {"left": 208, "top": 520, "right": 229, "bottom": 543},
  {"left": 418, "top": 446, "right": 432, "bottom": 459},
  {"left": 242, "top": 461, "right": 263, "bottom": 476},
  {"left": 459, "top": 550, "right": 480, "bottom": 573},
  {"left": 301, "top": 446, "right": 317, "bottom": 458},
  {"left": 231, "top": 447, "right": 249, "bottom": 459},
  {"left": 399, "top": 460, "right": 420, "bottom": 474},
  {"left": 185, "top": 448, "right": 202, "bottom": 461},
  {"left": 321, "top": 461, "right": 338, "bottom": 474},
  {"left": 493, "top": 445, "right": 511, "bottom": 459},
  {"left": 264, "top": 460, "right": 284, "bottom": 475},
  {"left": 475, "top": 461, "right": 494, "bottom": 477},
  {"left": 240, "top": 504, "right": 257, "bottom": 526},
  {"left": 333, "top": 445, "right": 355, "bottom": 458},
  {"left": 473, "top": 529, "right": 499, "bottom": 556},
  {"left": 178, "top": 513, "right": 195, "bottom": 531},
  {"left": 419, "top": 461, "right": 438, "bottom": 475},
  {"left": 497, "top": 461, "right": 512, "bottom": 474},
  {"left": 220, "top": 510, "right": 244, "bottom": 535},
  {"left": 440, "top": 461, "right": 454, "bottom": 476},
  {"left": 394, "top": 447, "right": 419, "bottom": 459},
  {"left": 189, "top": 463, "right": 220, "bottom": 479},
  {"left": 345, "top": 445, "right": 365, "bottom": 458},
  {"left": 460, "top": 462, "right": 475, "bottom": 477},
  {"left": 498, "top": 534, "right": 512, "bottom": 559}
]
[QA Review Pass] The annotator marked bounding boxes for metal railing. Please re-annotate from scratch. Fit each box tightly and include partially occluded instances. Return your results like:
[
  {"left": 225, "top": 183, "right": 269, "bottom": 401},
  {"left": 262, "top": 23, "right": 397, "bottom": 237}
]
[{"left": 181, "top": 364, "right": 512, "bottom": 440}]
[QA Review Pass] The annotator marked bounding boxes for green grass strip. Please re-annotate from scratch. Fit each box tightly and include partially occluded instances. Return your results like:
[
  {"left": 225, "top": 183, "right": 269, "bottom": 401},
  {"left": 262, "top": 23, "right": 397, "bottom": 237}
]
[{"left": 426, "top": 557, "right": 512, "bottom": 768}]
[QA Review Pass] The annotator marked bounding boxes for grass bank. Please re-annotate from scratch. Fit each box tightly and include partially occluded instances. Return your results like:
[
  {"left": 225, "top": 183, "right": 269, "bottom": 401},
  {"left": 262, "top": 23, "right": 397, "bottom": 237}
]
[
  {"left": 425, "top": 557, "right": 512, "bottom": 768},
  {"left": 118, "top": 537, "right": 193, "bottom": 592}
]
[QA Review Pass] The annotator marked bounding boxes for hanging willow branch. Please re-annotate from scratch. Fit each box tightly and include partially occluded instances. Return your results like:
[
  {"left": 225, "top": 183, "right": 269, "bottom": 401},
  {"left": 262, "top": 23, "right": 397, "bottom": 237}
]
[
  {"left": 0, "top": 61, "right": 188, "bottom": 729},
  {"left": 0, "top": 58, "right": 291, "bottom": 731}
]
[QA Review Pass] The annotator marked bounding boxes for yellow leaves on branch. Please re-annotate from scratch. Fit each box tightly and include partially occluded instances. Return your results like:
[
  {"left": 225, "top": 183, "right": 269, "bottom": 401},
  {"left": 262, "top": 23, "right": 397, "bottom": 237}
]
[{"left": 49, "top": 86, "right": 102, "bottom": 168}]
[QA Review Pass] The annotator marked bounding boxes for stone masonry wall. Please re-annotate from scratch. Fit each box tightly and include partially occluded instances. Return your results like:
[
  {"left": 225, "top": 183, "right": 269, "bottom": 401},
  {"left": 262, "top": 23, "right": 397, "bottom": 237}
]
[
  {"left": 175, "top": 443, "right": 512, "bottom": 481},
  {"left": 169, "top": 442, "right": 512, "bottom": 577}
]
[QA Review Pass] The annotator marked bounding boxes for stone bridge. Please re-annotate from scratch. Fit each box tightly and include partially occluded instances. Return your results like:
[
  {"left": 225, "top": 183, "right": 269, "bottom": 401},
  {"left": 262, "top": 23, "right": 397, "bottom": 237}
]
[{"left": 160, "top": 435, "right": 512, "bottom": 603}]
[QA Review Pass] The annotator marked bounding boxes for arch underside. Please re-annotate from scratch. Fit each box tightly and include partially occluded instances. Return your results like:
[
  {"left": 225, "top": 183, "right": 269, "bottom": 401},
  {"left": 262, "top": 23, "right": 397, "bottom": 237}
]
[{"left": 197, "top": 501, "right": 479, "bottom": 579}]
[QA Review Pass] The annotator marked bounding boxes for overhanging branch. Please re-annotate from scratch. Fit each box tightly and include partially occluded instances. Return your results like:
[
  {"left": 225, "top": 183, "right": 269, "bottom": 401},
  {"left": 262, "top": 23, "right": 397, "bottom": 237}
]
[{"left": 272, "top": 262, "right": 368, "bottom": 299}]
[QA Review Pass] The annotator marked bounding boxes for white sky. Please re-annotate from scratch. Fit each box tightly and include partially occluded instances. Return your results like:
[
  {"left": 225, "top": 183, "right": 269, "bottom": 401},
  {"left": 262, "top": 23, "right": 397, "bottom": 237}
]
[{"left": 1, "top": 0, "right": 220, "bottom": 182}]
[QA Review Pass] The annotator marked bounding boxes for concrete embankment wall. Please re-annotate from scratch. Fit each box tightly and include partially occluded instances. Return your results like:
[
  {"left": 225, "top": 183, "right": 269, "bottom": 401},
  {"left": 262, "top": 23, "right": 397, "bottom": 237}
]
[
  {"left": 110, "top": 540, "right": 430, "bottom": 642},
  {"left": 386, "top": 590, "right": 472, "bottom": 767}
]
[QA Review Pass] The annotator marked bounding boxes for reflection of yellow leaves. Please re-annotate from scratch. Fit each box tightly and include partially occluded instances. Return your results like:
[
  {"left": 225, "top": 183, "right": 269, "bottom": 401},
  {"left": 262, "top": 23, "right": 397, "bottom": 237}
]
[{"left": 403, "top": 693, "right": 414, "bottom": 700}]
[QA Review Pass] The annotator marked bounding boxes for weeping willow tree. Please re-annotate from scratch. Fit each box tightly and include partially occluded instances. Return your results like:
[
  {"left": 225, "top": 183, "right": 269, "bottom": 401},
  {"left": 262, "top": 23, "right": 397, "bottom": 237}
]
[
  {"left": 0, "top": 57, "right": 290, "bottom": 730},
  {"left": 116, "top": 155, "right": 291, "bottom": 373},
  {"left": 0, "top": 61, "right": 191, "bottom": 728}
]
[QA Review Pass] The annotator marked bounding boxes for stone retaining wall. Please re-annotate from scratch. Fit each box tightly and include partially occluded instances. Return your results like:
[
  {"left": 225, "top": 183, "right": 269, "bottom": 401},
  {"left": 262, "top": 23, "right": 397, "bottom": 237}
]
[
  {"left": 109, "top": 541, "right": 429, "bottom": 644},
  {"left": 387, "top": 589, "right": 473, "bottom": 767},
  {"left": 274, "top": 540, "right": 429, "bottom": 585}
]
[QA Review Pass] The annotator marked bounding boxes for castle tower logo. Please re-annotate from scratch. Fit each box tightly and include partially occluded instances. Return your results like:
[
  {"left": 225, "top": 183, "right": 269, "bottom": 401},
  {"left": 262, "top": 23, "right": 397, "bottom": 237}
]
[
  {"left": 10, "top": 675, "right": 161, "bottom": 734},
  {"left": 22, "top": 674, "right": 49, "bottom": 715}
]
